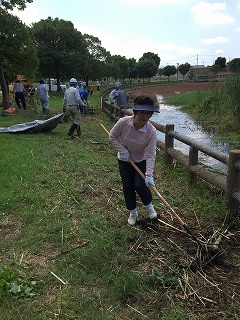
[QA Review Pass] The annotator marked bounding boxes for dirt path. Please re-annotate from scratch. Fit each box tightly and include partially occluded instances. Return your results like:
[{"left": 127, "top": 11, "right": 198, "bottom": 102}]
[{"left": 128, "top": 81, "right": 222, "bottom": 97}]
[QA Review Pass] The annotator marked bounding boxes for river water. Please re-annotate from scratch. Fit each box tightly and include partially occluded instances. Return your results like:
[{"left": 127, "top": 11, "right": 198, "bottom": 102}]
[{"left": 151, "top": 95, "right": 231, "bottom": 175}]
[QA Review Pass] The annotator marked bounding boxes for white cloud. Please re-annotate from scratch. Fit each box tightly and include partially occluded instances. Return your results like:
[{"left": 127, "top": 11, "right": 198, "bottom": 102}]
[
  {"left": 11, "top": 0, "right": 237, "bottom": 67},
  {"left": 11, "top": 4, "right": 41, "bottom": 25},
  {"left": 202, "top": 36, "right": 229, "bottom": 44},
  {"left": 74, "top": 22, "right": 100, "bottom": 37},
  {"left": 74, "top": 21, "right": 199, "bottom": 65},
  {"left": 191, "top": 1, "right": 235, "bottom": 25},
  {"left": 215, "top": 49, "right": 225, "bottom": 55}
]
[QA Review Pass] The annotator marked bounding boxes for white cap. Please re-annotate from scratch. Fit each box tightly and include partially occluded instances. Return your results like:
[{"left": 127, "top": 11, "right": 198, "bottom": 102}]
[{"left": 69, "top": 78, "right": 77, "bottom": 84}]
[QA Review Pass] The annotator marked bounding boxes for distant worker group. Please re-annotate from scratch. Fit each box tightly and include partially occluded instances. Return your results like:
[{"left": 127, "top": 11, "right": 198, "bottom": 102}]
[{"left": 11, "top": 75, "right": 161, "bottom": 228}]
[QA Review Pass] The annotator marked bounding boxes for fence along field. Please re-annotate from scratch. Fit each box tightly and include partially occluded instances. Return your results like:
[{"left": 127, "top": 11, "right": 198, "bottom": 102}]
[{"left": 101, "top": 90, "right": 240, "bottom": 219}]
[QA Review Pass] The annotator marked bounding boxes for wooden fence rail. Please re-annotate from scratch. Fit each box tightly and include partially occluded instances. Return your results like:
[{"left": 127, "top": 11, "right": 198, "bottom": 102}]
[{"left": 100, "top": 96, "right": 240, "bottom": 217}]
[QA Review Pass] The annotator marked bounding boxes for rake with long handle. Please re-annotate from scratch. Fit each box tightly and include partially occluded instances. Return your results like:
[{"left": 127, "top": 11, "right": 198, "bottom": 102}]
[{"left": 100, "top": 123, "right": 207, "bottom": 249}]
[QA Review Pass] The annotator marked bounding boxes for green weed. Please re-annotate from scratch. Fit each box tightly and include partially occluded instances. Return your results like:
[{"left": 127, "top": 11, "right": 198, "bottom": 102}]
[
  {"left": 0, "top": 266, "right": 37, "bottom": 303},
  {"left": 165, "top": 76, "right": 240, "bottom": 142},
  {"left": 0, "top": 90, "right": 239, "bottom": 319}
]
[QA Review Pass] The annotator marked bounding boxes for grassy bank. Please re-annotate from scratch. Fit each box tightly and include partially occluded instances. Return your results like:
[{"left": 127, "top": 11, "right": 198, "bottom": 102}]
[
  {"left": 164, "top": 76, "right": 240, "bottom": 146},
  {"left": 0, "top": 91, "right": 239, "bottom": 319}
]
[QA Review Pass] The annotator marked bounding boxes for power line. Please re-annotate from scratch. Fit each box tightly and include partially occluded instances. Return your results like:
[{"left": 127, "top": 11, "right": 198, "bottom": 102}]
[
  {"left": 160, "top": 51, "right": 240, "bottom": 66},
  {"left": 160, "top": 55, "right": 196, "bottom": 64}
]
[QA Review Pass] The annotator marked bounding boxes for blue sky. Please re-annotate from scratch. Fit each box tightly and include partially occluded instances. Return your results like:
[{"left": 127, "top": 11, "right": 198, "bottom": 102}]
[{"left": 13, "top": 0, "right": 240, "bottom": 67}]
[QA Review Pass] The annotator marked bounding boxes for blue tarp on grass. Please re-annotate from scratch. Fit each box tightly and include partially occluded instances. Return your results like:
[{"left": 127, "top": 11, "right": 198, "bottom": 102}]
[{"left": 0, "top": 113, "right": 64, "bottom": 133}]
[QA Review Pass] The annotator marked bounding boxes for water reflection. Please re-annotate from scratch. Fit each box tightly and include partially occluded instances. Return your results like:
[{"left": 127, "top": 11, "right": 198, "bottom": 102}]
[{"left": 151, "top": 95, "right": 230, "bottom": 174}]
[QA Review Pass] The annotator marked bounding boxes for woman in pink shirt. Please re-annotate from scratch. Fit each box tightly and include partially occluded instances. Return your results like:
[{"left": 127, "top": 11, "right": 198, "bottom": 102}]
[{"left": 109, "top": 94, "right": 159, "bottom": 226}]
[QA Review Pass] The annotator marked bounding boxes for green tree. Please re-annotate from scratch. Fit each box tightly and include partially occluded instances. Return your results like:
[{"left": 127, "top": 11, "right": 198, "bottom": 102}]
[
  {"left": 128, "top": 58, "right": 138, "bottom": 81},
  {"left": 138, "top": 52, "right": 160, "bottom": 80},
  {"left": 178, "top": 62, "right": 191, "bottom": 80},
  {"left": 83, "top": 34, "right": 110, "bottom": 82},
  {"left": 158, "top": 67, "right": 164, "bottom": 77},
  {"left": 161, "top": 65, "right": 177, "bottom": 81},
  {"left": 104, "top": 60, "right": 117, "bottom": 82},
  {"left": 139, "top": 52, "right": 160, "bottom": 69},
  {"left": 136, "top": 59, "right": 158, "bottom": 81},
  {"left": 32, "top": 17, "right": 88, "bottom": 90},
  {"left": 0, "top": 9, "right": 38, "bottom": 109},
  {"left": 214, "top": 56, "right": 226, "bottom": 68},
  {"left": 105, "top": 55, "right": 129, "bottom": 81},
  {"left": 83, "top": 57, "right": 106, "bottom": 84},
  {"left": 228, "top": 58, "right": 240, "bottom": 73},
  {"left": 0, "top": 0, "right": 32, "bottom": 10},
  {"left": 211, "top": 64, "right": 221, "bottom": 78},
  {"left": 188, "top": 69, "right": 195, "bottom": 81},
  {"left": 83, "top": 34, "right": 109, "bottom": 61}
]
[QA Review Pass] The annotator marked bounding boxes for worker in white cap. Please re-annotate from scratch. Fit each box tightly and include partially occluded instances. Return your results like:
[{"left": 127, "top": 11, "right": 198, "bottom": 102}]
[{"left": 62, "top": 78, "right": 86, "bottom": 139}]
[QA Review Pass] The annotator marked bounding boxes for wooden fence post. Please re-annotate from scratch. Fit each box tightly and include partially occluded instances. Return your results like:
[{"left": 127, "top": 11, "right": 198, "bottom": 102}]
[
  {"left": 110, "top": 104, "right": 115, "bottom": 121},
  {"left": 101, "top": 95, "right": 237, "bottom": 212},
  {"left": 227, "top": 150, "right": 240, "bottom": 217},
  {"left": 116, "top": 105, "right": 125, "bottom": 120},
  {"left": 188, "top": 146, "right": 198, "bottom": 186},
  {"left": 165, "top": 124, "right": 174, "bottom": 165}
]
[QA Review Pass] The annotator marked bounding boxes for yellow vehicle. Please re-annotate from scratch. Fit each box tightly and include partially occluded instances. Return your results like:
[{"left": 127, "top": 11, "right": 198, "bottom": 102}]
[
  {"left": 8, "top": 82, "right": 14, "bottom": 92},
  {"left": 9, "top": 75, "right": 34, "bottom": 94}
]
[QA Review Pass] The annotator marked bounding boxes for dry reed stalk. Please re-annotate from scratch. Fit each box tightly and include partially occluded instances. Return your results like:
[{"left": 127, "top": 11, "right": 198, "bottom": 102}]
[
  {"left": 167, "top": 237, "right": 185, "bottom": 252},
  {"left": 51, "top": 271, "right": 67, "bottom": 285},
  {"left": 126, "top": 304, "right": 149, "bottom": 318},
  {"left": 157, "top": 218, "right": 185, "bottom": 233}
]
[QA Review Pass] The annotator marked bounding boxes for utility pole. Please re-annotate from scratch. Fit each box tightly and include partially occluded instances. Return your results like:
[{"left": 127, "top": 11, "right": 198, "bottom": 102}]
[{"left": 197, "top": 54, "right": 198, "bottom": 67}]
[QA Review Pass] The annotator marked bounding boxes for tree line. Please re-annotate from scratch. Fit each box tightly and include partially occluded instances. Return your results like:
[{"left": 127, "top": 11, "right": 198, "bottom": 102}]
[
  {"left": 0, "top": 0, "right": 162, "bottom": 109},
  {"left": 161, "top": 57, "right": 240, "bottom": 81},
  {"left": 1, "top": 0, "right": 240, "bottom": 109}
]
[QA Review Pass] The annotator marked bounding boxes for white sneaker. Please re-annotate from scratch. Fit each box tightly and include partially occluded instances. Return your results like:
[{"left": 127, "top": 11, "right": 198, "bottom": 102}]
[
  {"left": 147, "top": 208, "right": 157, "bottom": 219},
  {"left": 128, "top": 213, "right": 138, "bottom": 226}
]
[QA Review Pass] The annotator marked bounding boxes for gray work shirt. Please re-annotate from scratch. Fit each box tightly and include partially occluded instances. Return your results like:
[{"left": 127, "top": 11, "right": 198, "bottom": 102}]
[{"left": 63, "top": 86, "right": 84, "bottom": 107}]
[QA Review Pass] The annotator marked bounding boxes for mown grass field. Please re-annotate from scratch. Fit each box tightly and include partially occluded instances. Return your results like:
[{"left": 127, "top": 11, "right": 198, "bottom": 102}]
[{"left": 0, "top": 89, "right": 239, "bottom": 319}]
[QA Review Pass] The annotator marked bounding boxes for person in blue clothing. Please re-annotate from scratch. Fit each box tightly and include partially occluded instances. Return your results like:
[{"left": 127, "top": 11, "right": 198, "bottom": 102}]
[
  {"left": 80, "top": 88, "right": 88, "bottom": 104},
  {"left": 37, "top": 79, "right": 50, "bottom": 113},
  {"left": 79, "top": 88, "right": 89, "bottom": 114},
  {"left": 77, "top": 82, "right": 83, "bottom": 94},
  {"left": 109, "top": 86, "right": 128, "bottom": 108},
  {"left": 115, "top": 79, "right": 121, "bottom": 88},
  {"left": 76, "top": 83, "right": 88, "bottom": 114}
]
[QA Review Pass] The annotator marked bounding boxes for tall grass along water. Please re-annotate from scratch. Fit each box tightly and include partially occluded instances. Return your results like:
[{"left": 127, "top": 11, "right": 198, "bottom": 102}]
[{"left": 151, "top": 95, "right": 231, "bottom": 174}]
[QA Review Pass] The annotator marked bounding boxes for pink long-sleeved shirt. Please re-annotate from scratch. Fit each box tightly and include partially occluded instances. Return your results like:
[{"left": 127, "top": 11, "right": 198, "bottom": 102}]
[{"left": 109, "top": 116, "right": 157, "bottom": 176}]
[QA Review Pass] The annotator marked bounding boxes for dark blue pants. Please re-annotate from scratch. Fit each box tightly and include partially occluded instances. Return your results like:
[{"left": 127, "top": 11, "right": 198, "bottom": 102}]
[
  {"left": 15, "top": 92, "right": 26, "bottom": 109},
  {"left": 118, "top": 159, "right": 152, "bottom": 210}
]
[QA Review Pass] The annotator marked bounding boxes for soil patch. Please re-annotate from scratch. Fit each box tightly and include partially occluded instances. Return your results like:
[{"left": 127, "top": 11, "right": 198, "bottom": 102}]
[{"left": 128, "top": 81, "right": 222, "bottom": 97}]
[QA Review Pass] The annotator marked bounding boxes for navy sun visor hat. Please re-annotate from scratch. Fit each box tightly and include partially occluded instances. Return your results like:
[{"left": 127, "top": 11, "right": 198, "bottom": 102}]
[{"left": 133, "top": 104, "right": 160, "bottom": 113}]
